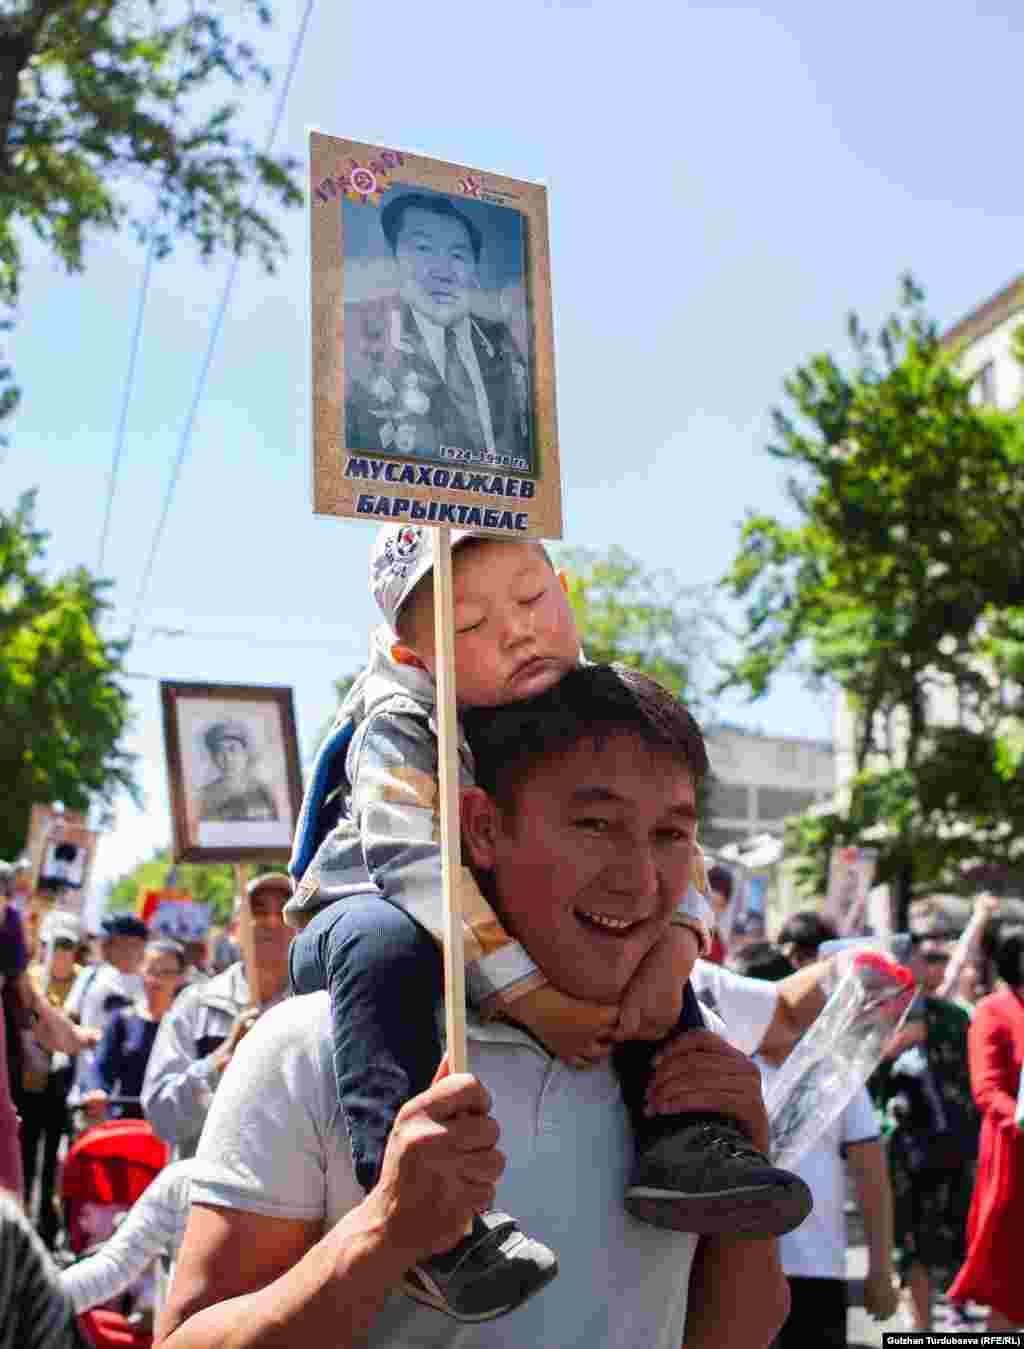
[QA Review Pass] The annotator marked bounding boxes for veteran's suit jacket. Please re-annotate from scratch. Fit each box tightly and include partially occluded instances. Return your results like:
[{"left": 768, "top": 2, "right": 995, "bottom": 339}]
[{"left": 344, "top": 295, "right": 532, "bottom": 468}]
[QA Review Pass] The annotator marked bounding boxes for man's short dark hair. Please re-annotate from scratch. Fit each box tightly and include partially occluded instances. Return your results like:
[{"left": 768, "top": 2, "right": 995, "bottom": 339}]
[
  {"left": 463, "top": 664, "right": 708, "bottom": 813},
  {"left": 775, "top": 910, "right": 838, "bottom": 955},
  {"left": 101, "top": 913, "right": 149, "bottom": 941},
  {"left": 730, "top": 941, "right": 795, "bottom": 983},
  {"left": 992, "top": 922, "right": 1024, "bottom": 988},
  {"left": 380, "top": 192, "right": 482, "bottom": 263},
  {"left": 707, "top": 864, "right": 733, "bottom": 901}
]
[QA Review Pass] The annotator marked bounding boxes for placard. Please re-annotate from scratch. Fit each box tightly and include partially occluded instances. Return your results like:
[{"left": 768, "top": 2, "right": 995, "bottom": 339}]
[
  {"left": 160, "top": 681, "right": 304, "bottom": 864},
  {"left": 310, "top": 132, "right": 562, "bottom": 540},
  {"left": 824, "top": 845, "right": 879, "bottom": 937},
  {"left": 140, "top": 889, "right": 210, "bottom": 943},
  {"left": 26, "top": 804, "right": 97, "bottom": 899}
]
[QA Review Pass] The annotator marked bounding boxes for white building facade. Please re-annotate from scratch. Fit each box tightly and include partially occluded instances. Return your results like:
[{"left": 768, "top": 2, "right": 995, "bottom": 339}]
[
  {"left": 703, "top": 724, "right": 835, "bottom": 852},
  {"left": 945, "top": 274, "right": 1024, "bottom": 413}
]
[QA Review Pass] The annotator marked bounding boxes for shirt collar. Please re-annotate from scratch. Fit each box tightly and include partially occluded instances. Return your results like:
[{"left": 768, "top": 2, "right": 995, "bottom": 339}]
[{"left": 410, "top": 307, "right": 470, "bottom": 351}]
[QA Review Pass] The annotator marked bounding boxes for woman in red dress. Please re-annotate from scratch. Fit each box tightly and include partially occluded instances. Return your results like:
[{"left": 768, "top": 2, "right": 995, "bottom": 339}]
[{"left": 947, "top": 923, "right": 1024, "bottom": 1331}]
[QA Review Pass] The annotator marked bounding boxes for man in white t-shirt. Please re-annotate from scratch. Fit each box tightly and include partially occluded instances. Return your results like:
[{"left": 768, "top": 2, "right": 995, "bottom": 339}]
[
  {"left": 732, "top": 942, "right": 898, "bottom": 1348},
  {"left": 65, "top": 914, "right": 148, "bottom": 1033},
  {"left": 689, "top": 951, "right": 836, "bottom": 1060},
  {"left": 64, "top": 913, "right": 148, "bottom": 1103},
  {"left": 156, "top": 668, "right": 789, "bottom": 1349}
]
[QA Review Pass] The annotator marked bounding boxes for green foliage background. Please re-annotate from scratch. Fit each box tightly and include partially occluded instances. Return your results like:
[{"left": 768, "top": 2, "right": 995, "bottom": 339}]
[
  {"left": 720, "top": 276, "right": 1024, "bottom": 918},
  {"left": 0, "top": 490, "right": 135, "bottom": 859}
]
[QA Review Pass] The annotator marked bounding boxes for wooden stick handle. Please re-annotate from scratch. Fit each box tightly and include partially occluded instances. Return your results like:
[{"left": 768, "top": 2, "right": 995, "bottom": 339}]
[
  {"left": 432, "top": 526, "right": 467, "bottom": 1074},
  {"left": 234, "top": 863, "right": 262, "bottom": 1007}
]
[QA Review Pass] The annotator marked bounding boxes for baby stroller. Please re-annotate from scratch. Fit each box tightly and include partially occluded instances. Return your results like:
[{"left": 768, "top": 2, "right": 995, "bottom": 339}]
[{"left": 61, "top": 1116, "right": 169, "bottom": 1349}]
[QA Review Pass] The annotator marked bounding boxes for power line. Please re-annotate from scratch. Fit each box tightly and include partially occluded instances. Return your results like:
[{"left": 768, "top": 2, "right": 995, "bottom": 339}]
[
  {"left": 130, "top": 623, "right": 354, "bottom": 650},
  {"left": 127, "top": 0, "right": 316, "bottom": 638},
  {"left": 97, "top": 226, "right": 159, "bottom": 575},
  {"left": 97, "top": 26, "right": 195, "bottom": 576}
]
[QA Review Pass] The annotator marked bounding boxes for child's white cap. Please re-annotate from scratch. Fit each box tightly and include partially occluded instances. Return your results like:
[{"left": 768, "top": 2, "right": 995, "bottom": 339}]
[{"left": 370, "top": 524, "right": 474, "bottom": 633}]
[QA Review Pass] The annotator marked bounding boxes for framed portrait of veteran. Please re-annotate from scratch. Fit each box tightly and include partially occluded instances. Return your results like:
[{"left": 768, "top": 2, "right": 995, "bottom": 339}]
[
  {"left": 160, "top": 681, "right": 303, "bottom": 865},
  {"left": 310, "top": 132, "right": 562, "bottom": 541}
]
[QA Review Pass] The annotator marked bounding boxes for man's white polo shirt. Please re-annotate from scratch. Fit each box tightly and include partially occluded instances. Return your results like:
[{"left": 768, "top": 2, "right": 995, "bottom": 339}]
[{"left": 190, "top": 992, "right": 702, "bottom": 1349}]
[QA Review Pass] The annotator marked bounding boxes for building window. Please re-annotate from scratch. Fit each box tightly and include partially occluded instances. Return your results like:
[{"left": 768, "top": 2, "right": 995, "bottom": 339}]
[
  {"left": 708, "top": 782, "right": 751, "bottom": 821},
  {"left": 755, "top": 786, "right": 819, "bottom": 821},
  {"left": 776, "top": 743, "right": 800, "bottom": 774},
  {"left": 973, "top": 361, "right": 997, "bottom": 406},
  {"left": 702, "top": 825, "right": 755, "bottom": 851}
]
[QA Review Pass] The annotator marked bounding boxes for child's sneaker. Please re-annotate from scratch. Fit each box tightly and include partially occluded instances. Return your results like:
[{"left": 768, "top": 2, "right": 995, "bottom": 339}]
[
  {"left": 624, "top": 1117, "right": 813, "bottom": 1237},
  {"left": 402, "top": 1211, "right": 558, "bottom": 1322}
]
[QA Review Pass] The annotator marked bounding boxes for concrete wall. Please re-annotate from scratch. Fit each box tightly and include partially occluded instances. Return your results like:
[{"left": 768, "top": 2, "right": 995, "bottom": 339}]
[{"left": 703, "top": 724, "right": 835, "bottom": 850}]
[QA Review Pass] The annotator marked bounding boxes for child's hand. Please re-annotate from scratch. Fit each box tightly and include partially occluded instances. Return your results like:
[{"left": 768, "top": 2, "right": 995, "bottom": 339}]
[
  {"left": 501, "top": 983, "right": 619, "bottom": 1066},
  {"left": 617, "top": 925, "right": 699, "bottom": 1042}
]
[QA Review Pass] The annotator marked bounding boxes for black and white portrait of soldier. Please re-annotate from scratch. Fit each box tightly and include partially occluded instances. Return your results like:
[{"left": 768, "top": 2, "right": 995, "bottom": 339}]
[
  {"left": 196, "top": 721, "right": 279, "bottom": 825},
  {"left": 343, "top": 188, "right": 533, "bottom": 471}
]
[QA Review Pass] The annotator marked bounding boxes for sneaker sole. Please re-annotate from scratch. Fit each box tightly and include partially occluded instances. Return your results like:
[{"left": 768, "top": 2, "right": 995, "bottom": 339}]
[
  {"left": 402, "top": 1259, "right": 559, "bottom": 1323},
  {"left": 624, "top": 1180, "right": 813, "bottom": 1237}
]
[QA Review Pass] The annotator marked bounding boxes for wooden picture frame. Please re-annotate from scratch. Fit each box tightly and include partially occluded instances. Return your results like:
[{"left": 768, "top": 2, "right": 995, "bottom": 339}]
[
  {"left": 160, "top": 681, "right": 303, "bottom": 865},
  {"left": 309, "top": 131, "right": 563, "bottom": 541}
]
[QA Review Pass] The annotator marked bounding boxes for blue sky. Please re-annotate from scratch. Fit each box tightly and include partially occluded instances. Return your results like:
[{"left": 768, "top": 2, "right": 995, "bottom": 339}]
[{"left": 5, "top": 0, "right": 1023, "bottom": 905}]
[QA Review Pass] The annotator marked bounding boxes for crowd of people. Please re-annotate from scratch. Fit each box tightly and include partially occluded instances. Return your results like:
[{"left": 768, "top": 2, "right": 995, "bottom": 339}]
[{"left": 0, "top": 526, "right": 1021, "bottom": 1348}]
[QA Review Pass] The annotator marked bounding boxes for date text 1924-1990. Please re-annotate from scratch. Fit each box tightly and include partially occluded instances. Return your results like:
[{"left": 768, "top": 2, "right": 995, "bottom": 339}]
[{"left": 438, "top": 444, "right": 529, "bottom": 471}]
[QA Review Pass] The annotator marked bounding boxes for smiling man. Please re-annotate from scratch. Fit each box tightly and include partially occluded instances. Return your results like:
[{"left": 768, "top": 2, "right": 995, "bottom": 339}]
[
  {"left": 344, "top": 190, "right": 532, "bottom": 469},
  {"left": 155, "top": 667, "right": 789, "bottom": 1349}
]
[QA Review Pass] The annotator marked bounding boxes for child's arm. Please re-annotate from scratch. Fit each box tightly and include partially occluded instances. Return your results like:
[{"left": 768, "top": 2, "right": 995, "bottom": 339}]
[
  {"left": 508, "top": 885, "right": 710, "bottom": 1057},
  {"left": 617, "top": 872, "right": 713, "bottom": 1041},
  {"left": 61, "top": 1162, "right": 191, "bottom": 1312}
]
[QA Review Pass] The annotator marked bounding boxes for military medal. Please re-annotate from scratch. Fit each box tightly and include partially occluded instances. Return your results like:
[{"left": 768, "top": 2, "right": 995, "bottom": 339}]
[{"left": 401, "top": 371, "right": 430, "bottom": 416}]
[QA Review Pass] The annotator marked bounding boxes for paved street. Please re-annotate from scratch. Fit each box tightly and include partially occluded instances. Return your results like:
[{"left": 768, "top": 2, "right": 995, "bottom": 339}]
[{"left": 845, "top": 1213, "right": 987, "bottom": 1347}]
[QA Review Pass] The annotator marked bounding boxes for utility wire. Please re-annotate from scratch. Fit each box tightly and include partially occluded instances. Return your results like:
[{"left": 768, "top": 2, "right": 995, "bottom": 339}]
[
  {"left": 97, "top": 226, "right": 159, "bottom": 575},
  {"left": 131, "top": 624, "right": 353, "bottom": 650},
  {"left": 127, "top": 0, "right": 316, "bottom": 638},
  {"left": 97, "top": 22, "right": 194, "bottom": 576}
]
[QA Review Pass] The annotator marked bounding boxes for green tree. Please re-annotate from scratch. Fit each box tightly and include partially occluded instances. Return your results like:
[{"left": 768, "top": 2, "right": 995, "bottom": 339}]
[
  {"left": 557, "top": 545, "right": 716, "bottom": 825},
  {"left": 556, "top": 544, "right": 712, "bottom": 705},
  {"left": 0, "top": 489, "right": 136, "bottom": 857},
  {"left": 106, "top": 848, "right": 252, "bottom": 926},
  {"left": 0, "top": 0, "right": 303, "bottom": 435},
  {"left": 720, "top": 276, "right": 1024, "bottom": 923}
]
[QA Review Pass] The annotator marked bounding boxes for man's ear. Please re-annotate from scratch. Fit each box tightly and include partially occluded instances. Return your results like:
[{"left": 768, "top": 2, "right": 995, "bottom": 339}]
[{"left": 461, "top": 787, "right": 501, "bottom": 869}]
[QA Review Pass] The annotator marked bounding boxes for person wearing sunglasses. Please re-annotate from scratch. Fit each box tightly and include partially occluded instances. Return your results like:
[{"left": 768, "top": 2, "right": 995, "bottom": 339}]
[{"left": 872, "top": 931, "right": 978, "bottom": 1332}]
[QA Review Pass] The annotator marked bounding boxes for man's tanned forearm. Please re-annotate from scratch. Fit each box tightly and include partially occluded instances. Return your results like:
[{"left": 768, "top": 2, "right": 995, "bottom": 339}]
[
  {"left": 157, "top": 1205, "right": 411, "bottom": 1349},
  {"left": 757, "top": 956, "right": 837, "bottom": 1058}
]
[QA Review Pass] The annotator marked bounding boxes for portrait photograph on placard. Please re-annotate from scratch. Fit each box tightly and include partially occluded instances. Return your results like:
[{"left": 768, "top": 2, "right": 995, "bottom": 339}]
[
  {"left": 310, "top": 134, "right": 563, "bottom": 540},
  {"left": 160, "top": 682, "right": 303, "bottom": 864},
  {"left": 342, "top": 183, "right": 533, "bottom": 473}
]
